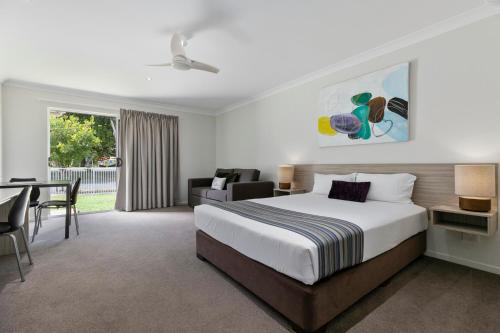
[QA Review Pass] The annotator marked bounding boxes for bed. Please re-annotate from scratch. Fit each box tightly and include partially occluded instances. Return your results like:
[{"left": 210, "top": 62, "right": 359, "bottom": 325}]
[
  {"left": 194, "top": 164, "right": 458, "bottom": 333},
  {"left": 196, "top": 193, "right": 427, "bottom": 285}
]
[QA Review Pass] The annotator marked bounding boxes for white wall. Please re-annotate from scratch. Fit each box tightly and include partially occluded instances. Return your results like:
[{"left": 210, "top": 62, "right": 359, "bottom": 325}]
[
  {"left": 0, "top": 83, "right": 2, "bottom": 179},
  {"left": 216, "top": 15, "right": 500, "bottom": 274},
  {"left": 1, "top": 83, "right": 216, "bottom": 204}
]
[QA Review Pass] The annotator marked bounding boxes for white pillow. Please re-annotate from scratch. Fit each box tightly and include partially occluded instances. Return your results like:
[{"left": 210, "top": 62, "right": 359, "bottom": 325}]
[
  {"left": 211, "top": 177, "right": 226, "bottom": 190},
  {"left": 312, "top": 173, "right": 355, "bottom": 195},
  {"left": 355, "top": 173, "right": 417, "bottom": 204}
]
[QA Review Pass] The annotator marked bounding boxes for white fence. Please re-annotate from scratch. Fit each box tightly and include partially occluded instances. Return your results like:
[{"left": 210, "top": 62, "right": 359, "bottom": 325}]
[{"left": 50, "top": 167, "right": 117, "bottom": 195}]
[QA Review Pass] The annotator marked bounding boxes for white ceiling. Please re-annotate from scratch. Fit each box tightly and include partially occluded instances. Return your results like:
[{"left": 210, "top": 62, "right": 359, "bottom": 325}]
[{"left": 0, "top": 0, "right": 488, "bottom": 111}]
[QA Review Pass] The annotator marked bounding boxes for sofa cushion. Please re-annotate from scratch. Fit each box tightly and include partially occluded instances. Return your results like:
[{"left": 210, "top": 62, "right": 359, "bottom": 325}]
[
  {"left": 215, "top": 168, "right": 234, "bottom": 177},
  {"left": 215, "top": 169, "right": 240, "bottom": 189},
  {"left": 192, "top": 187, "right": 211, "bottom": 198},
  {"left": 234, "top": 169, "right": 260, "bottom": 182},
  {"left": 206, "top": 189, "right": 227, "bottom": 202},
  {"left": 223, "top": 173, "right": 240, "bottom": 189},
  {"left": 211, "top": 177, "right": 226, "bottom": 190}
]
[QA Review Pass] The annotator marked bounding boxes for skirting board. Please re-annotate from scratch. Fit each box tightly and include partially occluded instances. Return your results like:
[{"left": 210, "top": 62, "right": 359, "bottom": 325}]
[{"left": 425, "top": 250, "right": 500, "bottom": 275}]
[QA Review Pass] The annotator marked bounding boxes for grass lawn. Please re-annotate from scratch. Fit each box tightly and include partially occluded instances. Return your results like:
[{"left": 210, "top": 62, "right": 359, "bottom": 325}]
[{"left": 50, "top": 193, "right": 116, "bottom": 214}]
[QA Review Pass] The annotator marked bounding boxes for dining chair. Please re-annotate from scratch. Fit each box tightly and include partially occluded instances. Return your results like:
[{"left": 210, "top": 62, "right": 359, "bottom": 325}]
[
  {"left": 0, "top": 186, "right": 34, "bottom": 282},
  {"left": 33, "top": 178, "right": 81, "bottom": 242},
  {"left": 9, "top": 178, "right": 41, "bottom": 227}
]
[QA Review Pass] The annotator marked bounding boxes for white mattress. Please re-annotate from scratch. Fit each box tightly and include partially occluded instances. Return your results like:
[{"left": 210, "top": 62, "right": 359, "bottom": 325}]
[{"left": 194, "top": 193, "right": 428, "bottom": 285}]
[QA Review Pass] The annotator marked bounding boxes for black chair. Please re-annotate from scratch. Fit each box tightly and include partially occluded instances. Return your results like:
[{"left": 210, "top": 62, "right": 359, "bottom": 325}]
[
  {"left": 0, "top": 186, "right": 34, "bottom": 282},
  {"left": 34, "top": 178, "right": 81, "bottom": 242},
  {"left": 9, "top": 178, "right": 41, "bottom": 226}
]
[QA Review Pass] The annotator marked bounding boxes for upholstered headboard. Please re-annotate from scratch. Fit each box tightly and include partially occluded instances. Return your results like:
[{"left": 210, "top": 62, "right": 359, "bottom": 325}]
[{"left": 293, "top": 163, "right": 497, "bottom": 210}]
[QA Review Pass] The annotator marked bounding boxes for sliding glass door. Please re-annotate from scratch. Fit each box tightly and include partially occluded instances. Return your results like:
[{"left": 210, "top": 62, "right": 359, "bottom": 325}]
[{"left": 48, "top": 110, "right": 118, "bottom": 214}]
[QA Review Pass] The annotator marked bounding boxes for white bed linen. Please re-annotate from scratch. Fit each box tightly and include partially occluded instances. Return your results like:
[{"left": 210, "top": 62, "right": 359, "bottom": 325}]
[{"left": 194, "top": 193, "right": 428, "bottom": 285}]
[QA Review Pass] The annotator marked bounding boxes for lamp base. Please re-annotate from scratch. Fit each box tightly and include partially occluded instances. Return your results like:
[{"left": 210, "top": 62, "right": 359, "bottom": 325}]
[
  {"left": 459, "top": 197, "right": 491, "bottom": 212},
  {"left": 279, "top": 182, "right": 291, "bottom": 190}
]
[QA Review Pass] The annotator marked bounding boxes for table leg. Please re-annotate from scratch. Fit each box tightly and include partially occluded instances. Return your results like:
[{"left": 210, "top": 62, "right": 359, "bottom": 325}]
[{"left": 65, "top": 184, "right": 71, "bottom": 239}]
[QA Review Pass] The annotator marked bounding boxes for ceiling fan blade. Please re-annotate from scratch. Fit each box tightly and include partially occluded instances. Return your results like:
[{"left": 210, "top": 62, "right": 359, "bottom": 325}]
[
  {"left": 171, "top": 33, "right": 186, "bottom": 57},
  {"left": 147, "top": 63, "right": 172, "bottom": 67},
  {"left": 190, "top": 60, "right": 219, "bottom": 73}
]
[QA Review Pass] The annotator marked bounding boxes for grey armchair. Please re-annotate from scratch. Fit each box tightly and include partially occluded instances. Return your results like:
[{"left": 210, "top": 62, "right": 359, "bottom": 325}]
[{"left": 188, "top": 168, "right": 274, "bottom": 207}]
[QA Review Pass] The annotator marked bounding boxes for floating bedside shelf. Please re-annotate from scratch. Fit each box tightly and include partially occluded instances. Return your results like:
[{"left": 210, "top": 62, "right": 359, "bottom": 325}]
[
  {"left": 273, "top": 188, "right": 306, "bottom": 197},
  {"left": 430, "top": 205, "right": 498, "bottom": 236}
]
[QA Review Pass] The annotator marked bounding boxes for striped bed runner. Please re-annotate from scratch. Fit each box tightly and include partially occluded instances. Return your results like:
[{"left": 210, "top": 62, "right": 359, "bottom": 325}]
[{"left": 208, "top": 201, "right": 364, "bottom": 280}]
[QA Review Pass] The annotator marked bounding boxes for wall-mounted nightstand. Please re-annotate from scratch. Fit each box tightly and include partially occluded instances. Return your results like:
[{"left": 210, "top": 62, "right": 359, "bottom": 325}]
[
  {"left": 430, "top": 205, "right": 498, "bottom": 236},
  {"left": 273, "top": 188, "right": 306, "bottom": 197}
]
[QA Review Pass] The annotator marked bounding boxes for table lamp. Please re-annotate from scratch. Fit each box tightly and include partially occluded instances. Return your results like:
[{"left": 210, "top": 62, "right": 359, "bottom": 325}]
[
  {"left": 455, "top": 164, "right": 496, "bottom": 212},
  {"left": 278, "top": 165, "right": 294, "bottom": 190}
]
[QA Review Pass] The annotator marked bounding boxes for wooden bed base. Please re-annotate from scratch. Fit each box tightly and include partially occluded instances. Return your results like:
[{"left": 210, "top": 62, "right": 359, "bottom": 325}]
[{"left": 196, "top": 230, "right": 426, "bottom": 333}]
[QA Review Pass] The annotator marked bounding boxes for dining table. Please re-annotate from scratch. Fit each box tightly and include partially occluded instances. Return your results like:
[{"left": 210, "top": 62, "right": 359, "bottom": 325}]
[{"left": 0, "top": 180, "right": 73, "bottom": 239}]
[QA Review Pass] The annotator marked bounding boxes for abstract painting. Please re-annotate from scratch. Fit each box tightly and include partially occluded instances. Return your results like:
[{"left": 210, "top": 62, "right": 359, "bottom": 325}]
[{"left": 317, "top": 63, "right": 409, "bottom": 147}]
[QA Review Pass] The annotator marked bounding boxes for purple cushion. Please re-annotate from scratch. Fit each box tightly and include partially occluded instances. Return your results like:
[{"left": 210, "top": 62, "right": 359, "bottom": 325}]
[{"left": 328, "top": 181, "right": 371, "bottom": 203}]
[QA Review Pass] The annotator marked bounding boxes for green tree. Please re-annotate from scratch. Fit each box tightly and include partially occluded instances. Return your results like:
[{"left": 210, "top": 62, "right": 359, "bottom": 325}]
[
  {"left": 74, "top": 114, "right": 116, "bottom": 159},
  {"left": 50, "top": 114, "right": 102, "bottom": 167}
]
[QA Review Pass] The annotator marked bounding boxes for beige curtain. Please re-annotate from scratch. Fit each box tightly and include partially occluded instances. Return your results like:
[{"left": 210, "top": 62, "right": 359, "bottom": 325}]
[{"left": 115, "top": 109, "right": 179, "bottom": 211}]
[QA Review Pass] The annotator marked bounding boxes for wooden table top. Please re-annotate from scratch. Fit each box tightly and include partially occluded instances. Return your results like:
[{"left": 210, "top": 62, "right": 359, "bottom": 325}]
[{"left": 0, "top": 180, "right": 71, "bottom": 188}]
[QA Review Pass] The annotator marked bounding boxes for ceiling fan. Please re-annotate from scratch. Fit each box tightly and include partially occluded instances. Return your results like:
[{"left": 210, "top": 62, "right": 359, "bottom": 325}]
[{"left": 148, "top": 33, "right": 219, "bottom": 74}]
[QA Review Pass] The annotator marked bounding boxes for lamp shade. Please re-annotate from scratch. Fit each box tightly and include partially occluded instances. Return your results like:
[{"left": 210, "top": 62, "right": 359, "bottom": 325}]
[
  {"left": 278, "top": 165, "right": 294, "bottom": 183},
  {"left": 455, "top": 165, "right": 496, "bottom": 198}
]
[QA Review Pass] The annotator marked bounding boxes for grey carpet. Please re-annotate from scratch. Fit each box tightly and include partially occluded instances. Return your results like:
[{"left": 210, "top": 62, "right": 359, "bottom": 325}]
[{"left": 0, "top": 207, "right": 499, "bottom": 333}]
